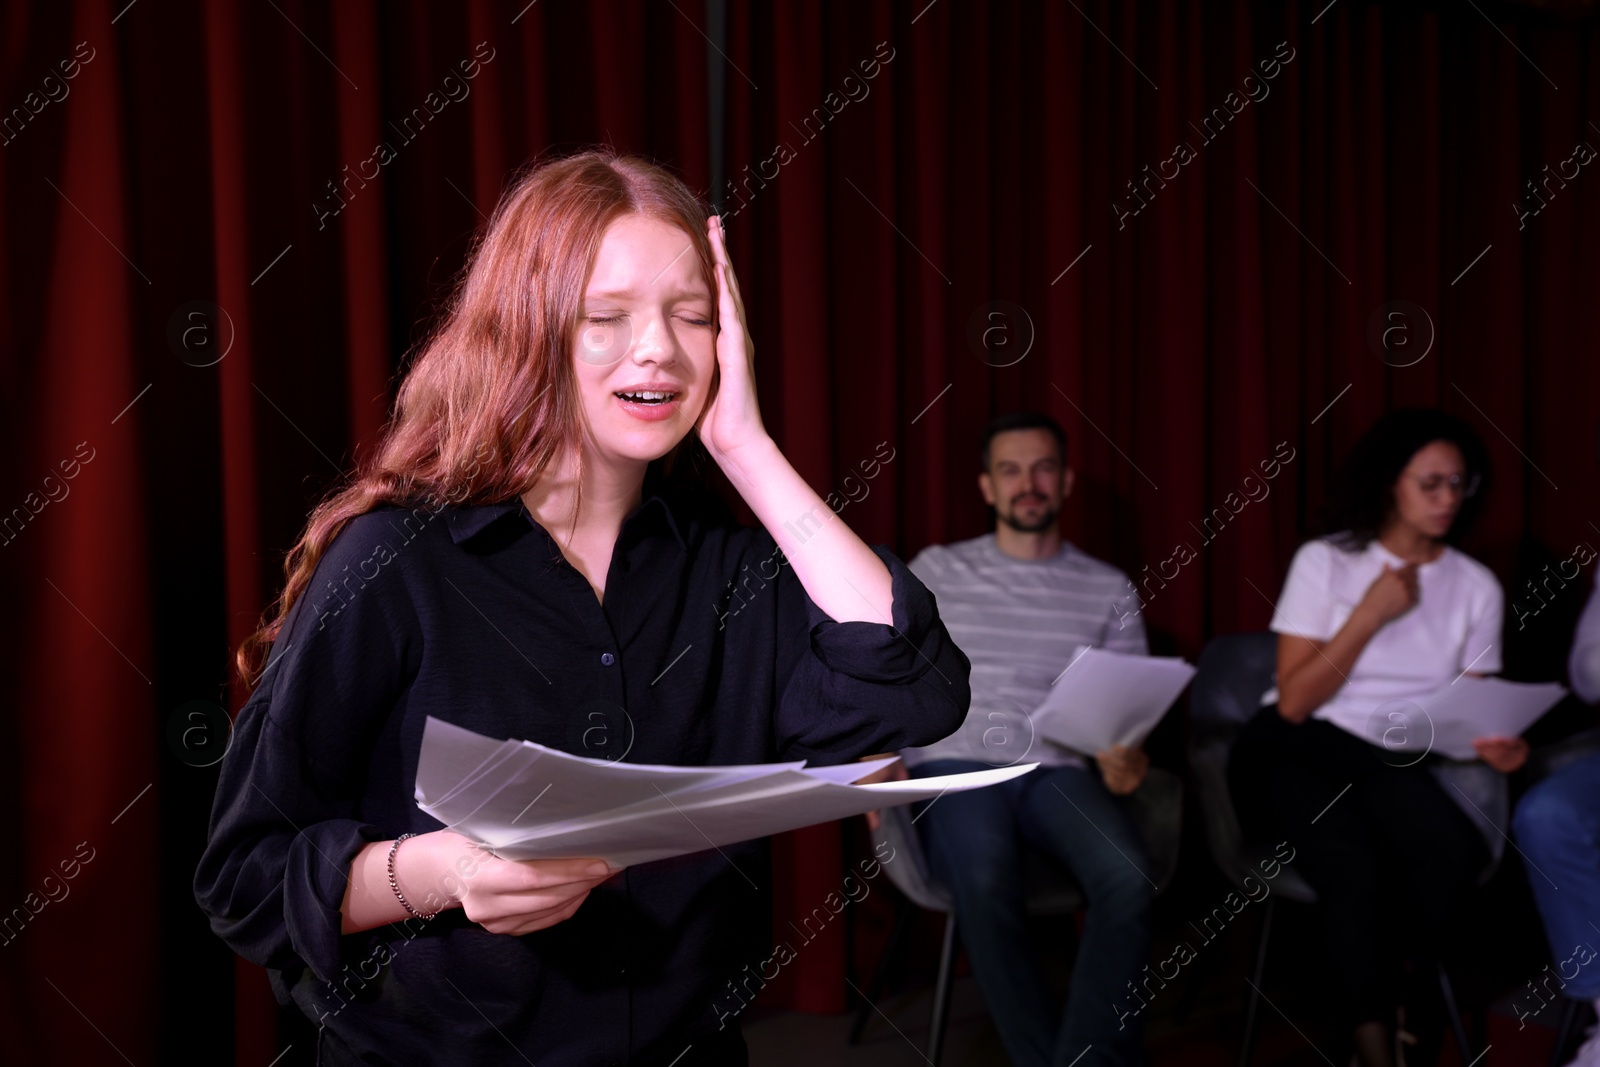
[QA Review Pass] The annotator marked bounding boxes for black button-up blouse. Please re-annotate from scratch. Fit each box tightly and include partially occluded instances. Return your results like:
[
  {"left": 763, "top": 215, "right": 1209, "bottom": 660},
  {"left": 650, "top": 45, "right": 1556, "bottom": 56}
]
[{"left": 193, "top": 474, "right": 970, "bottom": 1066}]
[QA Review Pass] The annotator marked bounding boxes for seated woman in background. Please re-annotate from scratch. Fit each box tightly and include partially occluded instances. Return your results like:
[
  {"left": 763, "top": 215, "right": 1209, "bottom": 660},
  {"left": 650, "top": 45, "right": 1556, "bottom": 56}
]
[
  {"left": 1228, "top": 408, "right": 1528, "bottom": 1067},
  {"left": 1512, "top": 580, "right": 1600, "bottom": 1067}
]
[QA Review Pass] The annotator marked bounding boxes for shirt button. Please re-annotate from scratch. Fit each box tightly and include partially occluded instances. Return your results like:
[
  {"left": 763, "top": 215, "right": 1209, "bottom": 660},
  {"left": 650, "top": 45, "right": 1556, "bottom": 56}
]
[{"left": 600, "top": 652, "right": 615, "bottom": 666}]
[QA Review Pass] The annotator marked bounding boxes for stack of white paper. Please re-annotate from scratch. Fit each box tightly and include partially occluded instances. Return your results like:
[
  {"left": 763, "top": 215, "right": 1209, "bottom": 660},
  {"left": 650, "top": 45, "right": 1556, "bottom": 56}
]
[
  {"left": 1031, "top": 647, "right": 1196, "bottom": 755},
  {"left": 1378, "top": 676, "right": 1566, "bottom": 761},
  {"left": 414, "top": 716, "right": 1037, "bottom": 867}
]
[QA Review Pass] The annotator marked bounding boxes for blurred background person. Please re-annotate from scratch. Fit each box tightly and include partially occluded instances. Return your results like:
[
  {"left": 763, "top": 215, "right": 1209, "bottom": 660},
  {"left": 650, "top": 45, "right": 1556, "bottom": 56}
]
[
  {"left": 1228, "top": 408, "right": 1528, "bottom": 1067},
  {"left": 868, "top": 411, "right": 1154, "bottom": 1067},
  {"left": 1513, "top": 577, "right": 1600, "bottom": 1066}
]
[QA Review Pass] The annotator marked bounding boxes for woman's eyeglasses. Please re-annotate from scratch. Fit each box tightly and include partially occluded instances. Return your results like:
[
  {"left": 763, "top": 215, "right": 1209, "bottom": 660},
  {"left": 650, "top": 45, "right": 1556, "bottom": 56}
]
[{"left": 1404, "top": 471, "right": 1481, "bottom": 498}]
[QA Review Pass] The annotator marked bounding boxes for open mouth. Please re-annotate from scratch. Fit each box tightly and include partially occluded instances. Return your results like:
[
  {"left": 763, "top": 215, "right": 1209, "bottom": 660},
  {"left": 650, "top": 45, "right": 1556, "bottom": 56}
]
[{"left": 614, "top": 391, "right": 678, "bottom": 405}]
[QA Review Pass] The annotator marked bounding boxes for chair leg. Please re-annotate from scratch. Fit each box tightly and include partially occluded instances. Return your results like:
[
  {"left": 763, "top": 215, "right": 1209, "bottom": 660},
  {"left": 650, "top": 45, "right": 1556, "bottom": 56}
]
[
  {"left": 1435, "top": 963, "right": 1474, "bottom": 1066},
  {"left": 929, "top": 912, "right": 959, "bottom": 1067},
  {"left": 849, "top": 896, "right": 916, "bottom": 1045},
  {"left": 1238, "top": 895, "right": 1275, "bottom": 1067},
  {"left": 1550, "top": 996, "right": 1582, "bottom": 1067}
]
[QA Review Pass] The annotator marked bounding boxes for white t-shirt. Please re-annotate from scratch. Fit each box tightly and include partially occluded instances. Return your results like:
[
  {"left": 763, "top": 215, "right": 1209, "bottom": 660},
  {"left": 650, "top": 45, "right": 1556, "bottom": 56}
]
[{"left": 1265, "top": 536, "right": 1503, "bottom": 741}]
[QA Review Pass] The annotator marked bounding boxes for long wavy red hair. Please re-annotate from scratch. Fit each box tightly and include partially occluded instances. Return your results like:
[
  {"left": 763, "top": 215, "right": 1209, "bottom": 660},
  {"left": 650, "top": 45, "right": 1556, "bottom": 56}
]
[{"left": 236, "top": 148, "right": 718, "bottom": 687}]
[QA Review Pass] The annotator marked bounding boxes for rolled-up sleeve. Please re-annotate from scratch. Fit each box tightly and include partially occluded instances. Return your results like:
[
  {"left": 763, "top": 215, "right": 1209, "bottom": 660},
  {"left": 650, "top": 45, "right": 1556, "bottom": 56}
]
[
  {"left": 193, "top": 516, "right": 414, "bottom": 988},
  {"left": 772, "top": 542, "right": 971, "bottom": 763}
]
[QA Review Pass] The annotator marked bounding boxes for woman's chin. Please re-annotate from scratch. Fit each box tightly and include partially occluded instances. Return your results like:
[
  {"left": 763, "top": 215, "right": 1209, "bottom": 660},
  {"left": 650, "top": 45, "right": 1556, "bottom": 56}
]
[{"left": 600, "top": 427, "right": 689, "bottom": 464}]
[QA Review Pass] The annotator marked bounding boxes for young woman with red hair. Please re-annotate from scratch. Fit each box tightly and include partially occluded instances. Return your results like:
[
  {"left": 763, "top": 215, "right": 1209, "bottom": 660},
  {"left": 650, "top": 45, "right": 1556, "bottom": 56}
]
[{"left": 194, "top": 149, "right": 969, "bottom": 1066}]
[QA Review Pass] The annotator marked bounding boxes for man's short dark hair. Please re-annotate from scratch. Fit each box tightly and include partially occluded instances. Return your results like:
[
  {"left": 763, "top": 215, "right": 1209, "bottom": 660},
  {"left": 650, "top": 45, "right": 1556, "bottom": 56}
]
[{"left": 980, "top": 412, "right": 1068, "bottom": 472}]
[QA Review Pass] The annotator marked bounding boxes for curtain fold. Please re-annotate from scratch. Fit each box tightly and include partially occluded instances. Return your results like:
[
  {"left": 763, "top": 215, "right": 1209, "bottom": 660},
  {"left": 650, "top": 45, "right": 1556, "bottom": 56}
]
[{"left": 4, "top": 0, "right": 156, "bottom": 1062}]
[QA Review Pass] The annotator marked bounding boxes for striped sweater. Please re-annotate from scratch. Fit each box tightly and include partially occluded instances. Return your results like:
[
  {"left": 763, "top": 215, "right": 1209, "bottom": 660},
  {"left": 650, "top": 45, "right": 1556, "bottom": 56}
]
[{"left": 902, "top": 533, "right": 1147, "bottom": 769}]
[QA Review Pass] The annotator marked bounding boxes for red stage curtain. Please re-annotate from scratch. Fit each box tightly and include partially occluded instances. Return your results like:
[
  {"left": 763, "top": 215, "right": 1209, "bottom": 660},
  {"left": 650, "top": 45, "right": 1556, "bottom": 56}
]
[{"left": 3, "top": 1, "right": 1597, "bottom": 1061}]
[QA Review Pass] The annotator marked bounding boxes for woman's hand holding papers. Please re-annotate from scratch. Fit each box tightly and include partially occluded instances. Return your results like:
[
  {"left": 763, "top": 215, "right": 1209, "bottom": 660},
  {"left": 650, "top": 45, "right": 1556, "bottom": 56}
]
[
  {"left": 1457, "top": 669, "right": 1530, "bottom": 772},
  {"left": 344, "top": 829, "right": 622, "bottom": 937},
  {"left": 438, "top": 832, "right": 621, "bottom": 936},
  {"left": 1094, "top": 744, "right": 1149, "bottom": 796},
  {"left": 1471, "top": 735, "right": 1529, "bottom": 773}
]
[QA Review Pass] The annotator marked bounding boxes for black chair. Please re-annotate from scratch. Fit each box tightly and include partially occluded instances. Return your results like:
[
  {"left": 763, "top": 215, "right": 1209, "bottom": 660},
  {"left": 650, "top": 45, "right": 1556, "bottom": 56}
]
[
  {"left": 1188, "top": 631, "right": 1509, "bottom": 1067},
  {"left": 848, "top": 764, "right": 1184, "bottom": 1064}
]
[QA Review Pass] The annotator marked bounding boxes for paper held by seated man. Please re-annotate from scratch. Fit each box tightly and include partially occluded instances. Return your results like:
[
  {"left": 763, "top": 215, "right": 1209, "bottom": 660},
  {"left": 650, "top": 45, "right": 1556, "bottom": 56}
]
[{"left": 1030, "top": 646, "right": 1197, "bottom": 756}]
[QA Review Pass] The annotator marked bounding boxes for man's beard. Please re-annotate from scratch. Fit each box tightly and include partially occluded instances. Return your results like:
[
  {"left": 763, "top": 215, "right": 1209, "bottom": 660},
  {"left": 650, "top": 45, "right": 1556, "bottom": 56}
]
[{"left": 998, "top": 500, "right": 1058, "bottom": 533}]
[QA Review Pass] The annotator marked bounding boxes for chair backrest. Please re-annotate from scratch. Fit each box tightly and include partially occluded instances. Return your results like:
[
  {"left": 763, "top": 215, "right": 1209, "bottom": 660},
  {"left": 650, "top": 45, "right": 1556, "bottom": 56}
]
[
  {"left": 874, "top": 802, "right": 954, "bottom": 913},
  {"left": 1124, "top": 767, "right": 1185, "bottom": 895},
  {"left": 1187, "top": 631, "right": 1314, "bottom": 897},
  {"left": 1191, "top": 631, "right": 1278, "bottom": 736},
  {"left": 1527, "top": 722, "right": 1600, "bottom": 783},
  {"left": 1432, "top": 760, "right": 1507, "bottom": 875}
]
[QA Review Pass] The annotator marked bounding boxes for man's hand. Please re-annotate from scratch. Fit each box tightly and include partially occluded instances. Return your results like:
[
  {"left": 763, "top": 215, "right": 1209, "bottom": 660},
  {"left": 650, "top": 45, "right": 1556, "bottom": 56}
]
[
  {"left": 856, "top": 753, "right": 908, "bottom": 832},
  {"left": 1095, "top": 744, "right": 1149, "bottom": 796}
]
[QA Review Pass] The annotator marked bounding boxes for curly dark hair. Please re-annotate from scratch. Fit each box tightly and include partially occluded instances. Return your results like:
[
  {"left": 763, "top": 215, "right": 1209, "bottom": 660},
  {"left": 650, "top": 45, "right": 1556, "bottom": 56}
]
[{"left": 1326, "top": 407, "right": 1490, "bottom": 550}]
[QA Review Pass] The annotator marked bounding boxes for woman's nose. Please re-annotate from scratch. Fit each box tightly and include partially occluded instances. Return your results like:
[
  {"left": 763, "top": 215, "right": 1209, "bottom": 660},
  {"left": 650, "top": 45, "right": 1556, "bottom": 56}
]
[{"left": 630, "top": 315, "right": 676, "bottom": 364}]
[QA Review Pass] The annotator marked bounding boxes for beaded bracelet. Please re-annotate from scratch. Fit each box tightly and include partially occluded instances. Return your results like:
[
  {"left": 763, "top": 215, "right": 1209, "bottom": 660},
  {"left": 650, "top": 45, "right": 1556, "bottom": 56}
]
[{"left": 387, "top": 833, "right": 436, "bottom": 920}]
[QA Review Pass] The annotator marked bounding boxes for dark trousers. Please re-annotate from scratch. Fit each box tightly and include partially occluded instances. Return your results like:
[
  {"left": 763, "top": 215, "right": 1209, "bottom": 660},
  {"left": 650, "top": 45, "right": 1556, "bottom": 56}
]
[
  {"left": 1227, "top": 705, "right": 1487, "bottom": 1029},
  {"left": 911, "top": 760, "right": 1154, "bottom": 1067}
]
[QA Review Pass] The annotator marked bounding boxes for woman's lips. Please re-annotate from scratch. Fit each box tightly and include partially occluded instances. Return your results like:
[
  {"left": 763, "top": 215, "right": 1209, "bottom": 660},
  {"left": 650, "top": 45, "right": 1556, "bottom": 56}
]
[{"left": 614, "top": 393, "right": 681, "bottom": 422}]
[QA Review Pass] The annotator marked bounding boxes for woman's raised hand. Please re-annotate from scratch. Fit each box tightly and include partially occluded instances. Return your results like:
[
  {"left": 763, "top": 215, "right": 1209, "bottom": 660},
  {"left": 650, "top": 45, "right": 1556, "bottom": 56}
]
[
  {"left": 1358, "top": 563, "right": 1420, "bottom": 626},
  {"left": 695, "top": 214, "right": 769, "bottom": 466}
]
